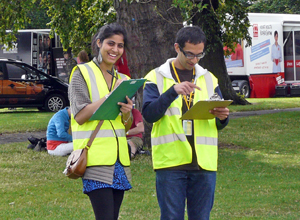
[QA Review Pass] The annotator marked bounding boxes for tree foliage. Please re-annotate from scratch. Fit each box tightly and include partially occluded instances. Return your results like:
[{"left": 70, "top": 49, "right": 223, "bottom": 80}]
[
  {"left": 40, "top": 0, "right": 116, "bottom": 54},
  {"left": 25, "top": 0, "right": 50, "bottom": 29},
  {"left": 0, "top": 0, "right": 33, "bottom": 48},
  {"left": 249, "top": 0, "right": 300, "bottom": 14},
  {"left": 172, "top": 0, "right": 251, "bottom": 55}
]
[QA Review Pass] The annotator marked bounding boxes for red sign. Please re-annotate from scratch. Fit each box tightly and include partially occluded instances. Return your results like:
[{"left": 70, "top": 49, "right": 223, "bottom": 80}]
[
  {"left": 253, "top": 24, "right": 258, "bottom": 38},
  {"left": 285, "top": 60, "right": 294, "bottom": 68},
  {"left": 296, "top": 60, "right": 300, "bottom": 67}
]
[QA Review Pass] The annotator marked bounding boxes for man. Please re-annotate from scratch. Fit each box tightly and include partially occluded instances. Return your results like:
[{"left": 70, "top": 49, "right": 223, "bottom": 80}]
[
  {"left": 142, "top": 26, "right": 229, "bottom": 220},
  {"left": 271, "top": 30, "right": 282, "bottom": 73},
  {"left": 46, "top": 107, "right": 73, "bottom": 156},
  {"left": 63, "top": 49, "right": 77, "bottom": 82}
]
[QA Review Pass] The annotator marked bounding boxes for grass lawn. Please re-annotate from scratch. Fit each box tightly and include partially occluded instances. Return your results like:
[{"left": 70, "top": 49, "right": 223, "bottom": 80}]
[{"left": 1, "top": 100, "right": 300, "bottom": 219}]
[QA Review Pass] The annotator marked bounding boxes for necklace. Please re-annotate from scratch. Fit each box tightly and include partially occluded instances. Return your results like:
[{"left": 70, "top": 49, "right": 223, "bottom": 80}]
[{"left": 171, "top": 61, "right": 195, "bottom": 110}]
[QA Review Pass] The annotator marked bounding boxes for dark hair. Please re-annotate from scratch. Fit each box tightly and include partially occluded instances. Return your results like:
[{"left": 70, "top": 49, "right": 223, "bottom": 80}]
[
  {"left": 274, "top": 30, "right": 278, "bottom": 37},
  {"left": 78, "top": 50, "right": 89, "bottom": 63},
  {"left": 91, "top": 23, "right": 128, "bottom": 56},
  {"left": 175, "top": 26, "right": 206, "bottom": 48}
]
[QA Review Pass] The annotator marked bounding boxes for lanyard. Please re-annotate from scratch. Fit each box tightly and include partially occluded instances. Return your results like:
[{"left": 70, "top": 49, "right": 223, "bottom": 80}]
[{"left": 171, "top": 61, "right": 195, "bottom": 110}]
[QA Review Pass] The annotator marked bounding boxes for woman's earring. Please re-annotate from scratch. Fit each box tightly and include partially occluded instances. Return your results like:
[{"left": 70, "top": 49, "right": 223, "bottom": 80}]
[{"left": 97, "top": 50, "right": 102, "bottom": 63}]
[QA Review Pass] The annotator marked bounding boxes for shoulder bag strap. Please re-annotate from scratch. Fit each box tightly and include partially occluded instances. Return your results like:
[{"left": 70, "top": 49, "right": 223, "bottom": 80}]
[{"left": 86, "top": 120, "right": 104, "bottom": 148}]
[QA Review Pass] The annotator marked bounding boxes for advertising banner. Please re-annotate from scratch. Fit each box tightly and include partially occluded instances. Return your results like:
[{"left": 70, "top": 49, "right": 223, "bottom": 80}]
[{"left": 247, "top": 23, "right": 283, "bottom": 74}]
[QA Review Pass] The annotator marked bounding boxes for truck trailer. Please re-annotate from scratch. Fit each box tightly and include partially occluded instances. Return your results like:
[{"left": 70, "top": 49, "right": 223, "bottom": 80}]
[
  {"left": 225, "top": 13, "right": 300, "bottom": 98},
  {"left": 0, "top": 29, "right": 75, "bottom": 82}
]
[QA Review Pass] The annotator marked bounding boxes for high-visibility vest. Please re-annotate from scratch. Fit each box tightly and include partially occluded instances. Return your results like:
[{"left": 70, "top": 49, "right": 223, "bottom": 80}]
[
  {"left": 145, "top": 67, "right": 218, "bottom": 171},
  {"left": 69, "top": 61, "right": 130, "bottom": 167}
]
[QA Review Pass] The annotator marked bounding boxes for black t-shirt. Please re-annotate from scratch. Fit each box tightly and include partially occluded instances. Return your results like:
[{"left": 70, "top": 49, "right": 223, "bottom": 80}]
[{"left": 169, "top": 63, "right": 200, "bottom": 170}]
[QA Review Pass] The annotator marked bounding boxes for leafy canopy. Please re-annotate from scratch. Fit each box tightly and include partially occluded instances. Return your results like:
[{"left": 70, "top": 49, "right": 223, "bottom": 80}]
[
  {"left": 40, "top": 0, "right": 116, "bottom": 54},
  {"left": 1, "top": 0, "right": 252, "bottom": 55},
  {"left": 249, "top": 0, "right": 300, "bottom": 14},
  {"left": 0, "top": 0, "right": 33, "bottom": 49},
  {"left": 172, "top": 0, "right": 251, "bottom": 54}
]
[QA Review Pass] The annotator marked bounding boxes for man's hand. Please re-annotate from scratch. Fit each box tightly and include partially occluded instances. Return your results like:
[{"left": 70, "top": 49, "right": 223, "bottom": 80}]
[
  {"left": 210, "top": 107, "right": 229, "bottom": 120},
  {"left": 174, "top": 82, "right": 201, "bottom": 96}
]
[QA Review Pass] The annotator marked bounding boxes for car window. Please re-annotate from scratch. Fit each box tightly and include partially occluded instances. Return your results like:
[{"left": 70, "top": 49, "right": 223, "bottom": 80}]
[
  {"left": 7, "top": 63, "right": 26, "bottom": 80},
  {"left": 6, "top": 63, "right": 47, "bottom": 81},
  {"left": 23, "top": 66, "right": 47, "bottom": 80},
  {"left": 0, "top": 62, "right": 4, "bottom": 79}
]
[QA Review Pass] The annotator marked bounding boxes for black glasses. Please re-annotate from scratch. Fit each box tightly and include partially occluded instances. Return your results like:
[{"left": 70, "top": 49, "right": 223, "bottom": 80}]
[{"left": 179, "top": 45, "right": 205, "bottom": 60}]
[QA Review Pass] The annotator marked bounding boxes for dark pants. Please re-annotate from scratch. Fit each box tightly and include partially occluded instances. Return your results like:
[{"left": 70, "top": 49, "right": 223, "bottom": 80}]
[
  {"left": 156, "top": 169, "right": 216, "bottom": 220},
  {"left": 87, "top": 188, "right": 124, "bottom": 220}
]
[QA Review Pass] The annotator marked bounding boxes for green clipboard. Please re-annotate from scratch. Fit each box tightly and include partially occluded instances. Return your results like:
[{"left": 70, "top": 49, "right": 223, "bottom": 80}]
[
  {"left": 89, "top": 78, "right": 146, "bottom": 121},
  {"left": 181, "top": 100, "right": 233, "bottom": 120}
]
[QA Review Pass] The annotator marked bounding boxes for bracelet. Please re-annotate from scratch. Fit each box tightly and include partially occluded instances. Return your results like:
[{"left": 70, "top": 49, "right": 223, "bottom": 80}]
[{"left": 123, "top": 112, "right": 132, "bottom": 125}]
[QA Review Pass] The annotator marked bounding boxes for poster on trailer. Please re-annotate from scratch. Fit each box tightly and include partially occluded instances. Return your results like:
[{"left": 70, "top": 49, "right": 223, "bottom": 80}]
[{"left": 247, "top": 22, "right": 284, "bottom": 74}]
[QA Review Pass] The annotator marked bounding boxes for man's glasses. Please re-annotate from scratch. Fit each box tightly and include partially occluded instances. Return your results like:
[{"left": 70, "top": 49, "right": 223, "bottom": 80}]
[{"left": 179, "top": 45, "right": 205, "bottom": 60}]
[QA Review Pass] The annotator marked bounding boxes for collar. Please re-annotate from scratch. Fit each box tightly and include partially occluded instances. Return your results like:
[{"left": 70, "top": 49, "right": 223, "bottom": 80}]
[{"left": 157, "top": 58, "right": 208, "bottom": 81}]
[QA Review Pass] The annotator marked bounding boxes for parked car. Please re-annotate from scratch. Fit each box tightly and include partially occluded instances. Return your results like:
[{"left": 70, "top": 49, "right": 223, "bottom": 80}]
[{"left": 0, "top": 58, "right": 69, "bottom": 112}]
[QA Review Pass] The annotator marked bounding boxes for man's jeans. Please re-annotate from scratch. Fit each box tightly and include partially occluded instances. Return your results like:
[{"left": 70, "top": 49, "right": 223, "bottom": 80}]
[{"left": 156, "top": 169, "right": 216, "bottom": 220}]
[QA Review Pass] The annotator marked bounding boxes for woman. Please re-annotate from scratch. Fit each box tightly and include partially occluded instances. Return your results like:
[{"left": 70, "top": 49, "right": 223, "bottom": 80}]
[{"left": 68, "top": 23, "right": 133, "bottom": 220}]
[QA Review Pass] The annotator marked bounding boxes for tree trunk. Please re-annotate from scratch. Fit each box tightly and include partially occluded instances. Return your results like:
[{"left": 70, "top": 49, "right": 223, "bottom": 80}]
[
  {"left": 114, "top": 0, "right": 183, "bottom": 148},
  {"left": 193, "top": 2, "right": 249, "bottom": 105}
]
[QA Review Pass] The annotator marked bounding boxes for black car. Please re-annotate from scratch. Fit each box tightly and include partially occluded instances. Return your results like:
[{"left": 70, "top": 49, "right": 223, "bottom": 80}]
[{"left": 0, "top": 58, "right": 69, "bottom": 112}]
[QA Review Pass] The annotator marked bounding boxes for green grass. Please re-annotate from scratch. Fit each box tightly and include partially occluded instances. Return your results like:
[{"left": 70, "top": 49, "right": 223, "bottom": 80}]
[
  {"left": 1, "top": 100, "right": 300, "bottom": 219},
  {"left": 0, "top": 108, "right": 54, "bottom": 133},
  {"left": 229, "top": 97, "right": 300, "bottom": 112}
]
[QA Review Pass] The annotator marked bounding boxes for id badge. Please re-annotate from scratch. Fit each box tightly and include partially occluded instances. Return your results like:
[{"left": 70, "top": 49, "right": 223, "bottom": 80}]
[{"left": 183, "top": 120, "right": 192, "bottom": 136}]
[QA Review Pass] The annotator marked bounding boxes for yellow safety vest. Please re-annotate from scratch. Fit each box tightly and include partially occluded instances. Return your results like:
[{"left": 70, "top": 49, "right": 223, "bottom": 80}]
[
  {"left": 145, "top": 67, "right": 218, "bottom": 171},
  {"left": 69, "top": 61, "right": 130, "bottom": 167}
]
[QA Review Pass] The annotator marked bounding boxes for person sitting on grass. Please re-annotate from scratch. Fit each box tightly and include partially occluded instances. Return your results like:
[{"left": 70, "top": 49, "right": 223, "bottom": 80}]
[{"left": 46, "top": 107, "right": 73, "bottom": 156}]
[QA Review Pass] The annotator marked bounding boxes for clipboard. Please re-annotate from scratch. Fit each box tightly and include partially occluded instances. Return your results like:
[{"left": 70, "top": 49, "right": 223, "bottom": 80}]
[
  {"left": 89, "top": 78, "right": 146, "bottom": 121},
  {"left": 181, "top": 100, "right": 232, "bottom": 120}
]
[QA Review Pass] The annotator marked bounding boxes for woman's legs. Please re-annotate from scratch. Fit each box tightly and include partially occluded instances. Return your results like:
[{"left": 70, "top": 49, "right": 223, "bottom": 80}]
[{"left": 87, "top": 188, "right": 124, "bottom": 220}]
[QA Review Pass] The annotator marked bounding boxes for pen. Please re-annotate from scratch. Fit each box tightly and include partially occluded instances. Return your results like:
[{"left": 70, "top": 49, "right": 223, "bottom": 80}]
[{"left": 107, "top": 70, "right": 119, "bottom": 80}]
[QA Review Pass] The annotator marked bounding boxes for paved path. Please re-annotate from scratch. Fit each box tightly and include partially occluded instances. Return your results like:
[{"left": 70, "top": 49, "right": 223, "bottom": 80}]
[
  {"left": 1, "top": 107, "right": 300, "bottom": 144},
  {"left": 0, "top": 130, "right": 46, "bottom": 145},
  {"left": 230, "top": 107, "right": 300, "bottom": 119}
]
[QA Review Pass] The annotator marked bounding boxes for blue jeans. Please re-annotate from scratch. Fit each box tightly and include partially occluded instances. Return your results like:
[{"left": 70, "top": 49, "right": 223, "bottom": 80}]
[{"left": 156, "top": 169, "right": 216, "bottom": 220}]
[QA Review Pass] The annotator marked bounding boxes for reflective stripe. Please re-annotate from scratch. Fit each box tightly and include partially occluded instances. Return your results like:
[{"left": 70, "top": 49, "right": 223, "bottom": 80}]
[
  {"left": 73, "top": 129, "right": 115, "bottom": 139},
  {"left": 84, "top": 63, "right": 100, "bottom": 102},
  {"left": 73, "top": 129, "right": 126, "bottom": 140},
  {"left": 165, "top": 107, "right": 180, "bottom": 116},
  {"left": 204, "top": 72, "right": 214, "bottom": 98},
  {"left": 118, "top": 73, "right": 128, "bottom": 79},
  {"left": 196, "top": 136, "right": 218, "bottom": 146},
  {"left": 155, "top": 68, "right": 164, "bottom": 95},
  {"left": 115, "top": 129, "right": 126, "bottom": 137},
  {"left": 152, "top": 133, "right": 186, "bottom": 145}
]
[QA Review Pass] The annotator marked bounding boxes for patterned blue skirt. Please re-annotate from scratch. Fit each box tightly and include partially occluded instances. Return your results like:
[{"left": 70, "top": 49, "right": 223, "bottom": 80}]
[{"left": 82, "top": 161, "right": 132, "bottom": 194}]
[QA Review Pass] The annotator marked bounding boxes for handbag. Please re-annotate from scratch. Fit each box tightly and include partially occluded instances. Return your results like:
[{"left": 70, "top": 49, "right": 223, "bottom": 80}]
[{"left": 63, "top": 120, "right": 104, "bottom": 179}]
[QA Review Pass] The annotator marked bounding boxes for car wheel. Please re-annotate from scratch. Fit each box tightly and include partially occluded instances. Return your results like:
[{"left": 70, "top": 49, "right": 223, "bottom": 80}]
[
  {"left": 239, "top": 81, "right": 250, "bottom": 98},
  {"left": 45, "top": 94, "right": 66, "bottom": 112}
]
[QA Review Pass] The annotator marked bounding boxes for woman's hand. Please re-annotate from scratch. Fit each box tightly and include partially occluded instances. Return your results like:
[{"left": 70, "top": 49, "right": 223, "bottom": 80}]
[
  {"left": 119, "top": 96, "right": 133, "bottom": 130},
  {"left": 118, "top": 96, "right": 133, "bottom": 115}
]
